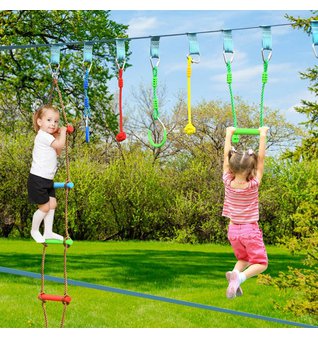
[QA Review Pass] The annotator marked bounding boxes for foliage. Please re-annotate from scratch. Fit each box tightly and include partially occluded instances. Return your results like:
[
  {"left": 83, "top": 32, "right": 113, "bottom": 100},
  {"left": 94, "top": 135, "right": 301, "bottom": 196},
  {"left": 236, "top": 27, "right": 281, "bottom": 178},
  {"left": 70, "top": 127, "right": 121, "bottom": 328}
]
[
  {"left": 1, "top": 239, "right": 316, "bottom": 328},
  {"left": 259, "top": 158, "right": 318, "bottom": 316},
  {"left": 0, "top": 130, "right": 34, "bottom": 237},
  {"left": 283, "top": 11, "right": 318, "bottom": 160},
  {"left": 0, "top": 10, "right": 129, "bottom": 138},
  {"left": 256, "top": 12, "right": 318, "bottom": 318}
]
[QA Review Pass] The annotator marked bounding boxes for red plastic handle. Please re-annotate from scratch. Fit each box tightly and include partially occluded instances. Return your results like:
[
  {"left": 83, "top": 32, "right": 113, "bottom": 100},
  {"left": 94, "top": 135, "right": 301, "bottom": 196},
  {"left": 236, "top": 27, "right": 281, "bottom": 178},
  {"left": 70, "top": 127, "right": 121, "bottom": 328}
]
[
  {"left": 38, "top": 293, "right": 72, "bottom": 304},
  {"left": 67, "top": 125, "right": 74, "bottom": 134}
]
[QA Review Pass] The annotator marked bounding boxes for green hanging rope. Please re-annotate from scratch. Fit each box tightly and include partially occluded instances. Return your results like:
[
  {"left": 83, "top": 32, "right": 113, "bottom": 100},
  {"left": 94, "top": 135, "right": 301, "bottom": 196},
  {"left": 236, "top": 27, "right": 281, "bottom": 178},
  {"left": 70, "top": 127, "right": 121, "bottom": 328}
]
[
  {"left": 148, "top": 37, "right": 167, "bottom": 149},
  {"left": 223, "top": 27, "right": 272, "bottom": 142},
  {"left": 226, "top": 61, "right": 237, "bottom": 128},
  {"left": 259, "top": 60, "right": 269, "bottom": 127},
  {"left": 225, "top": 60, "right": 239, "bottom": 143}
]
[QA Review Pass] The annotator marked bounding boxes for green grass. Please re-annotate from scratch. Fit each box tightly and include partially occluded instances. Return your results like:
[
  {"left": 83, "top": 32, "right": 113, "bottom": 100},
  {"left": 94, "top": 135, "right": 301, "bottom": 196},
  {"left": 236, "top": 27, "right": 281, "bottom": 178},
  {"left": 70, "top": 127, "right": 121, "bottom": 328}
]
[{"left": 0, "top": 239, "right": 316, "bottom": 328}]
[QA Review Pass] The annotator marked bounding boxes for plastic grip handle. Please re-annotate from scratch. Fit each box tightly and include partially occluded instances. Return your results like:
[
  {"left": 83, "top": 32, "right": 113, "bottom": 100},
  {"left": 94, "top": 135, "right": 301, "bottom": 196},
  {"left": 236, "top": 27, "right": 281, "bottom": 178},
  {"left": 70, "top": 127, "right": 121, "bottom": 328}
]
[
  {"left": 54, "top": 182, "right": 74, "bottom": 189},
  {"left": 234, "top": 128, "right": 260, "bottom": 135}
]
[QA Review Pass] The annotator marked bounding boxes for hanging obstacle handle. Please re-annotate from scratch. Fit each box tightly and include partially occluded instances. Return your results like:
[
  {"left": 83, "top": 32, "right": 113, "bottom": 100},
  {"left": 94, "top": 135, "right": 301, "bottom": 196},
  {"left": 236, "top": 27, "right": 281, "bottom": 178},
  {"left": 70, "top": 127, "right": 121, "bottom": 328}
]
[
  {"left": 39, "top": 293, "right": 72, "bottom": 304},
  {"left": 184, "top": 56, "right": 196, "bottom": 135},
  {"left": 184, "top": 32, "right": 200, "bottom": 136},
  {"left": 83, "top": 43, "right": 93, "bottom": 143},
  {"left": 148, "top": 38, "right": 167, "bottom": 149},
  {"left": 222, "top": 30, "right": 239, "bottom": 144},
  {"left": 54, "top": 182, "right": 74, "bottom": 189},
  {"left": 115, "top": 39, "right": 127, "bottom": 142},
  {"left": 147, "top": 118, "right": 167, "bottom": 148},
  {"left": 233, "top": 128, "right": 260, "bottom": 136}
]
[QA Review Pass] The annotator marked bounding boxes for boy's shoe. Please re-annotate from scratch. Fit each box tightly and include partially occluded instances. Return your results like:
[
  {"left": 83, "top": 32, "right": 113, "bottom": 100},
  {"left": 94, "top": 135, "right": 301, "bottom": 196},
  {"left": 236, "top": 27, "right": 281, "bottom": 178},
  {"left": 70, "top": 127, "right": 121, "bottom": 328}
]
[{"left": 226, "top": 271, "right": 243, "bottom": 298}]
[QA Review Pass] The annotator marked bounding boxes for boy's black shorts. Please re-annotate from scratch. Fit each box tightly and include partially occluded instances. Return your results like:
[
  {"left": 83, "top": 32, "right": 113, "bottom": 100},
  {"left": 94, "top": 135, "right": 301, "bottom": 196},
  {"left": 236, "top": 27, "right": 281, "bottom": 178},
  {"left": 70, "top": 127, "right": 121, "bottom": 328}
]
[{"left": 27, "top": 173, "right": 55, "bottom": 205}]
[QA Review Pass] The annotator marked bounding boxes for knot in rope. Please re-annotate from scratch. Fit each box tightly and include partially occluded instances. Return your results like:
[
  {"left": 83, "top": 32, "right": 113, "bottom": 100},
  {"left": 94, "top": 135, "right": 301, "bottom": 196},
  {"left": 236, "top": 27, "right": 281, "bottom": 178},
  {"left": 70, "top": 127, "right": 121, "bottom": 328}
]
[{"left": 184, "top": 122, "right": 196, "bottom": 135}]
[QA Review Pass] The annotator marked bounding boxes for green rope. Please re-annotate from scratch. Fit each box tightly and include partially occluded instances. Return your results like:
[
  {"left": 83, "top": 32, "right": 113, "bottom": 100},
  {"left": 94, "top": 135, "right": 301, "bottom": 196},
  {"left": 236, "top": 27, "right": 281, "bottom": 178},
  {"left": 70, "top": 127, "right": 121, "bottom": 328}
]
[
  {"left": 226, "top": 61, "right": 240, "bottom": 143},
  {"left": 226, "top": 61, "right": 237, "bottom": 128},
  {"left": 152, "top": 66, "right": 159, "bottom": 120},
  {"left": 259, "top": 60, "right": 268, "bottom": 127}
]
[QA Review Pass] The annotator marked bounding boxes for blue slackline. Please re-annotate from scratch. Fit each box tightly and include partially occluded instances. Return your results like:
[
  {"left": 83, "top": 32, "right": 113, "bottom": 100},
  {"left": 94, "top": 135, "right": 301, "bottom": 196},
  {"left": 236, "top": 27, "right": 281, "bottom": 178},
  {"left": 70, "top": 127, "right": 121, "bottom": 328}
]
[{"left": 0, "top": 266, "right": 316, "bottom": 328}]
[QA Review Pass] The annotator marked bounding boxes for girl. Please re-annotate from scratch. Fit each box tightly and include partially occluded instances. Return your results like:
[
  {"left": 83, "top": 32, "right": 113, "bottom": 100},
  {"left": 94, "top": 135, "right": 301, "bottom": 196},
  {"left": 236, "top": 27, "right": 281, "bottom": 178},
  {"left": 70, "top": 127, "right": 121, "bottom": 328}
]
[
  {"left": 27, "top": 105, "right": 67, "bottom": 243},
  {"left": 222, "top": 126, "right": 269, "bottom": 299}
]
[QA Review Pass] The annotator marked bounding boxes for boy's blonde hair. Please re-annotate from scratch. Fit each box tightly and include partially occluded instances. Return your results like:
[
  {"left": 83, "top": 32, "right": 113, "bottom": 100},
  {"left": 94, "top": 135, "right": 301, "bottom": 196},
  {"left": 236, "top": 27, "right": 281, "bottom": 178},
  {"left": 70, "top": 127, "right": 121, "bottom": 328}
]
[
  {"left": 228, "top": 149, "right": 258, "bottom": 181},
  {"left": 33, "top": 105, "right": 60, "bottom": 132}
]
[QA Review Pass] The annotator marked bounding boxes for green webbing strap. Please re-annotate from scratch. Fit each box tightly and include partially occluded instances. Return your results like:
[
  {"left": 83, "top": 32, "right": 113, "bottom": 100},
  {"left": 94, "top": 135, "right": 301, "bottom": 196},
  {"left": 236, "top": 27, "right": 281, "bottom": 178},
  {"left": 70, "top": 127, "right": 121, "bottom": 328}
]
[
  {"left": 311, "top": 20, "right": 318, "bottom": 58},
  {"left": 261, "top": 26, "right": 272, "bottom": 50},
  {"left": 187, "top": 33, "right": 200, "bottom": 63},
  {"left": 223, "top": 30, "right": 233, "bottom": 53},
  {"left": 259, "top": 26, "right": 272, "bottom": 127},
  {"left": 83, "top": 43, "right": 93, "bottom": 64},
  {"left": 222, "top": 30, "right": 234, "bottom": 63},
  {"left": 50, "top": 45, "right": 60, "bottom": 65},
  {"left": 150, "top": 36, "right": 160, "bottom": 67},
  {"left": 50, "top": 45, "right": 61, "bottom": 78},
  {"left": 261, "top": 26, "right": 272, "bottom": 62},
  {"left": 115, "top": 39, "right": 126, "bottom": 67}
]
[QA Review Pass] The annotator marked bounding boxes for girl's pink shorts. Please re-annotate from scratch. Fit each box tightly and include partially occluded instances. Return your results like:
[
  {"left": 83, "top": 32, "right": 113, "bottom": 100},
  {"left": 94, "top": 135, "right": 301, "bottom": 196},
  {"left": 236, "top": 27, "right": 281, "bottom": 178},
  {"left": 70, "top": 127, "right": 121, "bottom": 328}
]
[{"left": 227, "top": 222, "right": 268, "bottom": 265}]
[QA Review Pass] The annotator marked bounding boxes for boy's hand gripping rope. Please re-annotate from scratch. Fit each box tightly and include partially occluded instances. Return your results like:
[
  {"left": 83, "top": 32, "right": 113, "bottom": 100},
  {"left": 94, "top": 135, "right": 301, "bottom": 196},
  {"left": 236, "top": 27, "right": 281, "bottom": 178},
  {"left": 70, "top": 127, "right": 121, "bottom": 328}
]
[
  {"left": 39, "top": 46, "right": 73, "bottom": 328},
  {"left": 83, "top": 43, "right": 93, "bottom": 143},
  {"left": 148, "top": 36, "right": 167, "bottom": 148},
  {"left": 184, "top": 33, "right": 200, "bottom": 135},
  {"left": 115, "top": 39, "right": 127, "bottom": 142}
]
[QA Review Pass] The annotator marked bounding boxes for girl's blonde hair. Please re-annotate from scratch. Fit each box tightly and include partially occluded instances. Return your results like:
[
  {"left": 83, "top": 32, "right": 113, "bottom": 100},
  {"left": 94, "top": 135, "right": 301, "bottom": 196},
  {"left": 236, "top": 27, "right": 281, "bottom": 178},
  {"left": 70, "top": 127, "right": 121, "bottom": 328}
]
[
  {"left": 33, "top": 104, "right": 60, "bottom": 132},
  {"left": 228, "top": 148, "right": 258, "bottom": 181}
]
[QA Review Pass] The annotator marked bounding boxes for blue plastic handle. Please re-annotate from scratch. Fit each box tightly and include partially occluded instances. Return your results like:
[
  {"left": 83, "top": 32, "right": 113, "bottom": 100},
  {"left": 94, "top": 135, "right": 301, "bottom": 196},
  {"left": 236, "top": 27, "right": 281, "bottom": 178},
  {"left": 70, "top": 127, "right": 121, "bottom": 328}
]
[{"left": 54, "top": 182, "right": 74, "bottom": 189}]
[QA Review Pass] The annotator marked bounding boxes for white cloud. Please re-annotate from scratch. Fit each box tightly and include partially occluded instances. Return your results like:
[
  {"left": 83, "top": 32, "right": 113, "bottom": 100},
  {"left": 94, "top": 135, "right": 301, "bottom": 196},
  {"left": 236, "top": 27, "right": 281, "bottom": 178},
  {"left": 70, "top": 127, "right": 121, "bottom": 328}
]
[{"left": 127, "top": 17, "right": 161, "bottom": 37}]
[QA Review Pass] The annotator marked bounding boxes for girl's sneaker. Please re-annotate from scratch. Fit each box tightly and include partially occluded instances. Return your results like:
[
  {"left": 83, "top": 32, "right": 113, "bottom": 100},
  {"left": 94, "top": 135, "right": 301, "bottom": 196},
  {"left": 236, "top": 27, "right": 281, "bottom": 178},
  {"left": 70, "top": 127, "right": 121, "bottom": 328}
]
[{"left": 226, "top": 271, "right": 243, "bottom": 298}]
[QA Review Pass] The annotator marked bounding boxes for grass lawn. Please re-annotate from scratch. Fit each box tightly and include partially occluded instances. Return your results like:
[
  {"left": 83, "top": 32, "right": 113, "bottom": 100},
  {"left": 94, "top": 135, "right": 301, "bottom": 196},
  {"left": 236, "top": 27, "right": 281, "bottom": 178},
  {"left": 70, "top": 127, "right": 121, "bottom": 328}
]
[{"left": 0, "top": 238, "right": 316, "bottom": 328}]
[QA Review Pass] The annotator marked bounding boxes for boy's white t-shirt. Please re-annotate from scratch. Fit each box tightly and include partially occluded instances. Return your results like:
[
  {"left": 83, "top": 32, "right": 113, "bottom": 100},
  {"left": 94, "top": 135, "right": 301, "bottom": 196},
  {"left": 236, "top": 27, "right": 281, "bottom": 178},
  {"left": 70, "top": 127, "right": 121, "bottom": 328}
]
[{"left": 30, "top": 129, "right": 57, "bottom": 180}]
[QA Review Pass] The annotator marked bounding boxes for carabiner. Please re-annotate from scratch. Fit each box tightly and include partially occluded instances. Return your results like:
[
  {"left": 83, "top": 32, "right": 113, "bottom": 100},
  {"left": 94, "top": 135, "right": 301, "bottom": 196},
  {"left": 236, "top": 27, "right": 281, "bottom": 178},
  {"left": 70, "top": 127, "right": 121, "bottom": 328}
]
[
  {"left": 262, "top": 49, "right": 272, "bottom": 62},
  {"left": 116, "top": 58, "right": 126, "bottom": 70},
  {"left": 150, "top": 57, "right": 160, "bottom": 68},
  {"left": 188, "top": 54, "right": 200, "bottom": 64},
  {"left": 223, "top": 51, "right": 234, "bottom": 64}
]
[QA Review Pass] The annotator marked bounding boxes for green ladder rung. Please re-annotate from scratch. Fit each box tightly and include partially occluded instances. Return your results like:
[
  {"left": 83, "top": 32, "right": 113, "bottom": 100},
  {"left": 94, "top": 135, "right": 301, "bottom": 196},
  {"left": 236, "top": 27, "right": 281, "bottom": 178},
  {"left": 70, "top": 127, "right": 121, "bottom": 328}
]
[
  {"left": 234, "top": 128, "right": 260, "bottom": 135},
  {"left": 44, "top": 238, "right": 74, "bottom": 246}
]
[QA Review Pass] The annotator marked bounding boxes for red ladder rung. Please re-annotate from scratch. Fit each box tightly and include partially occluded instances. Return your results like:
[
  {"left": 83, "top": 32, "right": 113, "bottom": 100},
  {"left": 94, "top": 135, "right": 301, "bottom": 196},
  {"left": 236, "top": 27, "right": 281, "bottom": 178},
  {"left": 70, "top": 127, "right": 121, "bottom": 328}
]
[{"left": 38, "top": 293, "right": 72, "bottom": 304}]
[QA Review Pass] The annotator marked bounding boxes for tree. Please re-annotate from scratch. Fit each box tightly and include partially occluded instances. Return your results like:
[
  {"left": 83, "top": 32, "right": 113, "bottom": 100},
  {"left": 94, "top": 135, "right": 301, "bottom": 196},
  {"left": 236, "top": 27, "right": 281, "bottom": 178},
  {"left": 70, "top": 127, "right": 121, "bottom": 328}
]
[
  {"left": 257, "top": 12, "right": 318, "bottom": 319},
  {"left": 283, "top": 11, "right": 318, "bottom": 160},
  {"left": 0, "top": 10, "right": 129, "bottom": 139}
]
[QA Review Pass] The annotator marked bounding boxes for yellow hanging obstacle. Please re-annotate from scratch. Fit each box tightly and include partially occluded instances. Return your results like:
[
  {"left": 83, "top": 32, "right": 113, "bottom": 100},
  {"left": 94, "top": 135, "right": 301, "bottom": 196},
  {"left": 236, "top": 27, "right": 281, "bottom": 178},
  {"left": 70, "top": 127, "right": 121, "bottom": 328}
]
[{"left": 184, "top": 33, "right": 200, "bottom": 135}]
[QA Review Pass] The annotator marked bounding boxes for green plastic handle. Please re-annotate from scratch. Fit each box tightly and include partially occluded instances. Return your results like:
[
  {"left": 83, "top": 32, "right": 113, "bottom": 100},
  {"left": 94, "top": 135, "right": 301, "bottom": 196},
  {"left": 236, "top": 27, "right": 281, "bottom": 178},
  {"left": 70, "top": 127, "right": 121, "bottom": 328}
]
[
  {"left": 234, "top": 128, "right": 260, "bottom": 135},
  {"left": 44, "top": 238, "right": 74, "bottom": 246},
  {"left": 147, "top": 129, "right": 167, "bottom": 148}
]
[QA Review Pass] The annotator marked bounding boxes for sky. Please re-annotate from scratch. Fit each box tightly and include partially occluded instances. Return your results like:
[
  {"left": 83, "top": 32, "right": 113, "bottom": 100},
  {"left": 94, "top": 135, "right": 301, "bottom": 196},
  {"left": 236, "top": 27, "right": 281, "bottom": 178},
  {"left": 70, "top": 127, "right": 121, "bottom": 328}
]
[
  {"left": 3, "top": 2, "right": 317, "bottom": 129},
  {"left": 2, "top": 4, "right": 318, "bottom": 337},
  {"left": 107, "top": 9, "right": 317, "bottom": 126}
]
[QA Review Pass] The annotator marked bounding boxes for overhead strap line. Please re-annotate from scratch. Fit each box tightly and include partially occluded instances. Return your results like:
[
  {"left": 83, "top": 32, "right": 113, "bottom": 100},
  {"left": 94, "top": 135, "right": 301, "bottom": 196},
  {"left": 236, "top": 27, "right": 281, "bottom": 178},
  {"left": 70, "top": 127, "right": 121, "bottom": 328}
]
[
  {"left": 0, "top": 266, "right": 316, "bottom": 329},
  {"left": 0, "top": 23, "right": 293, "bottom": 51}
]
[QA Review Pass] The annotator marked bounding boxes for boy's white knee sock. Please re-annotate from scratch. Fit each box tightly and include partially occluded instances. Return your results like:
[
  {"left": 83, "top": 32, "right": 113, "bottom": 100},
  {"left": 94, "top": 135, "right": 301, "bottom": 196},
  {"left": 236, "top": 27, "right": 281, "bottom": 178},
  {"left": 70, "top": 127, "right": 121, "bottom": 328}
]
[
  {"left": 43, "top": 209, "right": 63, "bottom": 240},
  {"left": 31, "top": 209, "right": 47, "bottom": 243}
]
